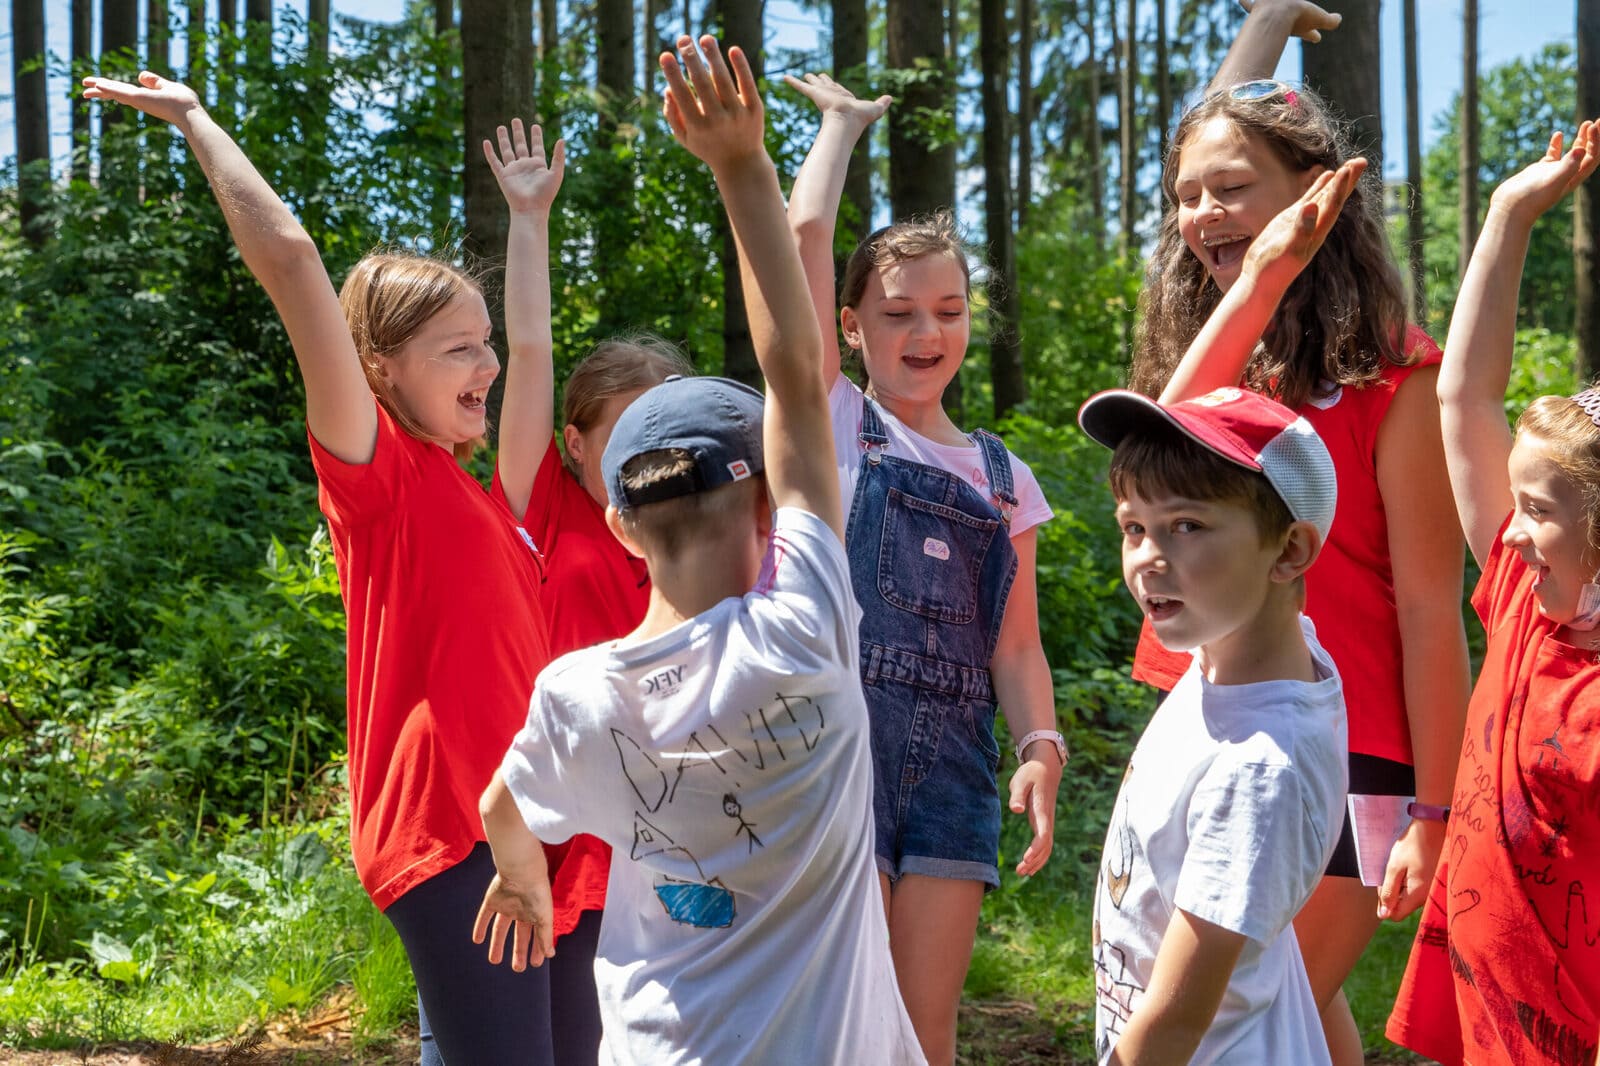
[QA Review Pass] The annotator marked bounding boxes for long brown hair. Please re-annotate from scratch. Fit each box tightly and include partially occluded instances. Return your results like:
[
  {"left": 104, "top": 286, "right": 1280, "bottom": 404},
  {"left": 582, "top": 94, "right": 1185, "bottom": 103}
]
[
  {"left": 1129, "top": 84, "right": 1410, "bottom": 409},
  {"left": 338, "top": 250, "right": 486, "bottom": 463}
]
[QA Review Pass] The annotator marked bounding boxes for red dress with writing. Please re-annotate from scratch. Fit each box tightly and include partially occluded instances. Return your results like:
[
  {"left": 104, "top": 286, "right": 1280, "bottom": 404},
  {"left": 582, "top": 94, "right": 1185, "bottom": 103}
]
[{"left": 1386, "top": 519, "right": 1600, "bottom": 1066}]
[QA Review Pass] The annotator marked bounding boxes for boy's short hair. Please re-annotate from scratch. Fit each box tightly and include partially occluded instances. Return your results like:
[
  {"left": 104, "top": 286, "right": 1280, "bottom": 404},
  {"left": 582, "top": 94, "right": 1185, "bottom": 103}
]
[
  {"left": 603, "top": 376, "right": 768, "bottom": 556},
  {"left": 1078, "top": 386, "right": 1337, "bottom": 541}
]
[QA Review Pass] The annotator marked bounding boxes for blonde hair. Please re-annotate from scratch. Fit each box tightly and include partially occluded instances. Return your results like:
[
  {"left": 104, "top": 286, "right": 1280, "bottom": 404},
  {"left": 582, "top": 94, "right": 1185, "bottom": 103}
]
[
  {"left": 562, "top": 334, "right": 694, "bottom": 432},
  {"left": 338, "top": 250, "right": 486, "bottom": 463},
  {"left": 617, "top": 453, "right": 766, "bottom": 558},
  {"left": 838, "top": 210, "right": 972, "bottom": 311},
  {"left": 1516, "top": 395, "right": 1600, "bottom": 550}
]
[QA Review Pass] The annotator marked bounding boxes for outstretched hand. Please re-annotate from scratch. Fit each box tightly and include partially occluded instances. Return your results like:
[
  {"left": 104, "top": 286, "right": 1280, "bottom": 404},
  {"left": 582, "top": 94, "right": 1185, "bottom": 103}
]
[
  {"left": 1238, "top": 0, "right": 1341, "bottom": 43},
  {"left": 484, "top": 119, "right": 566, "bottom": 217},
  {"left": 82, "top": 70, "right": 203, "bottom": 128},
  {"left": 472, "top": 869, "right": 556, "bottom": 971},
  {"left": 1008, "top": 754, "right": 1061, "bottom": 877},
  {"left": 1488, "top": 121, "right": 1600, "bottom": 229},
  {"left": 783, "top": 72, "right": 892, "bottom": 131},
  {"left": 660, "top": 35, "right": 765, "bottom": 170},
  {"left": 1239, "top": 156, "right": 1366, "bottom": 296}
]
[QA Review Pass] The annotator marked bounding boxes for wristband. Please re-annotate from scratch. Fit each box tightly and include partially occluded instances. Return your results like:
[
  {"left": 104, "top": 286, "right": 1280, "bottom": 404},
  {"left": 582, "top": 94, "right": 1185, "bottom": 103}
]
[
  {"left": 1406, "top": 801, "right": 1450, "bottom": 823},
  {"left": 1014, "top": 729, "right": 1068, "bottom": 765}
]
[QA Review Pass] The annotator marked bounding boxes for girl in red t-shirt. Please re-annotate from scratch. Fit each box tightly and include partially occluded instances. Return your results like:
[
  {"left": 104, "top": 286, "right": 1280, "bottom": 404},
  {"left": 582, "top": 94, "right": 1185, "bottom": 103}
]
[
  {"left": 83, "top": 74, "right": 591, "bottom": 1064},
  {"left": 1126, "top": 20, "right": 1472, "bottom": 1060},
  {"left": 1386, "top": 122, "right": 1600, "bottom": 1066}
]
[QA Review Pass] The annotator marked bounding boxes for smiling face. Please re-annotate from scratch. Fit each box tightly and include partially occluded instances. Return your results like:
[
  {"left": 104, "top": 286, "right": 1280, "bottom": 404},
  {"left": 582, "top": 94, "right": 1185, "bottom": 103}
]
[
  {"left": 1504, "top": 433, "right": 1600, "bottom": 624},
  {"left": 840, "top": 253, "right": 970, "bottom": 410},
  {"left": 1173, "top": 117, "right": 1319, "bottom": 293},
  {"left": 381, "top": 289, "right": 499, "bottom": 448}
]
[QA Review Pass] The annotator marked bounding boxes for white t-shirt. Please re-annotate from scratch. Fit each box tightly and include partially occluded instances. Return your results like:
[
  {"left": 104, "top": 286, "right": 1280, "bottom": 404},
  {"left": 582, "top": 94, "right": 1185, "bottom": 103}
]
[
  {"left": 1093, "top": 615, "right": 1347, "bottom": 1065},
  {"left": 828, "top": 375, "right": 1053, "bottom": 536},
  {"left": 502, "top": 508, "right": 925, "bottom": 1066}
]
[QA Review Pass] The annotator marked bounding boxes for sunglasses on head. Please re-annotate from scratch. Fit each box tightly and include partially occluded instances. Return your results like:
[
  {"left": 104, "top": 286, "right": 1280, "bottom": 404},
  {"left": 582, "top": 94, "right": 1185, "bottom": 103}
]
[{"left": 1227, "top": 78, "right": 1301, "bottom": 108}]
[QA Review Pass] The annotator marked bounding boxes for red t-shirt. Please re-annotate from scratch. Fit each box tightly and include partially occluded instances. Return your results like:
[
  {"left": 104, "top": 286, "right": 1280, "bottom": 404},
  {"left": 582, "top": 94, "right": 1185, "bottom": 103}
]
[
  {"left": 1131, "top": 327, "right": 1444, "bottom": 765},
  {"left": 310, "top": 404, "right": 554, "bottom": 915},
  {"left": 489, "top": 437, "right": 653, "bottom": 925},
  {"left": 1387, "top": 518, "right": 1600, "bottom": 1066}
]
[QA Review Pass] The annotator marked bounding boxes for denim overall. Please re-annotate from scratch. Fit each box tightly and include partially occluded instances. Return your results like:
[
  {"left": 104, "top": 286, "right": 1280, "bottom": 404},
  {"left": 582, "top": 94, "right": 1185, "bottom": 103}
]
[{"left": 846, "top": 397, "right": 1019, "bottom": 887}]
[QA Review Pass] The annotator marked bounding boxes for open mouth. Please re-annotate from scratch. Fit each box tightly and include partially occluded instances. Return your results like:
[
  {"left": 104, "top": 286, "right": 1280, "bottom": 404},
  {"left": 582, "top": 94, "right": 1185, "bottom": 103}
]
[
  {"left": 1532, "top": 565, "right": 1550, "bottom": 592},
  {"left": 902, "top": 353, "right": 943, "bottom": 371},
  {"left": 1144, "top": 595, "right": 1183, "bottom": 621},
  {"left": 458, "top": 390, "right": 487, "bottom": 411},
  {"left": 1202, "top": 233, "right": 1251, "bottom": 270}
]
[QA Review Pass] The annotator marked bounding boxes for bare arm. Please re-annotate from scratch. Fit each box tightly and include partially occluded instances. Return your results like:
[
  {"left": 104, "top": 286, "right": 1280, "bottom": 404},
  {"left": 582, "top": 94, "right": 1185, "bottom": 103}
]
[
  {"left": 83, "top": 71, "right": 375, "bottom": 463},
  {"left": 1209, "top": 0, "right": 1342, "bottom": 91},
  {"left": 1374, "top": 367, "right": 1470, "bottom": 922},
  {"left": 1109, "top": 909, "right": 1247, "bottom": 1065},
  {"left": 1160, "top": 160, "right": 1363, "bottom": 404},
  {"left": 485, "top": 120, "right": 565, "bottom": 521},
  {"left": 473, "top": 769, "right": 556, "bottom": 970},
  {"left": 662, "top": 37, "right": 840, "bottom": 538},
  {"left": 783, "top": 74, "right": 892, "bottom": 392},
  {"left": 1440, "top": 123, "right": 1599, "bottom": 567}
]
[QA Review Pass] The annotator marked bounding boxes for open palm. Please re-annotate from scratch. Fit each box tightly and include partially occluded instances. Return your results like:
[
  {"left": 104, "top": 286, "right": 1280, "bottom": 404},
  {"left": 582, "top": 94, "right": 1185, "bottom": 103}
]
[
  {"left": 82, "top": 70, "right": 203, "bottom": 128},
  {"left": 784, "top": 72, "right": 892, "bottom": 129},
  {"left": 484, "top": 118, "right": 566, "bottom": 215},
  {"left": 1489, "top": 122, "right": 1600, "bottom": 228}
]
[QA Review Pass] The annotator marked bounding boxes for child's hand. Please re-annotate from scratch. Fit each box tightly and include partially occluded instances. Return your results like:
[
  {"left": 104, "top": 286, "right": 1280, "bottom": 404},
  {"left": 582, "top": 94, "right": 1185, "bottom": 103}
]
[
  {"left": 660, "top": 35, "right": 765, "bottom": 171},
  {"left": 472, "top": 868, "right": 556, "bottom": 970},
  {"left": 1237, "top": 0, "right": 1341, "bottom": 43},
  {"left": 1487, "top": 121, "right": 1600, "bottom": 230},
  {"left": 1239, "top": 156, "right": 1366, "bottom": 296},
  {"left": 783, "top": 72, "right": 892, "bottom": 132},
  {"left": 484, "top": 118, "right": 566, "bottom": 217},
  {"left": 1008, "top": 750, "right": 1063, "bottom": 876},
  {"left": 1375, "top": 817, "right": 1445, "bottom": 923},
  {"left": 82, "top": 70, "right": 204, "bottom": 128}
]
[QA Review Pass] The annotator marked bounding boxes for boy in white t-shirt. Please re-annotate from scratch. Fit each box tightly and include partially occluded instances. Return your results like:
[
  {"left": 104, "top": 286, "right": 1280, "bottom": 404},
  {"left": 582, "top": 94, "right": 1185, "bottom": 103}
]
[
  {"left": 470, "top": 35, "right": 924, "bottom": 1066},
  {"left": 1077, "top": 387, "right": 1349, "bottom": 1065}
]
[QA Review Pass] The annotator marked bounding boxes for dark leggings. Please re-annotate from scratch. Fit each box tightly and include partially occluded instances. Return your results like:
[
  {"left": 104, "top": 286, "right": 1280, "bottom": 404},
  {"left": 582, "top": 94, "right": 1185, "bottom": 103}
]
[{"left": 385, "top": 842, "right": 604, "bottom": 1066}]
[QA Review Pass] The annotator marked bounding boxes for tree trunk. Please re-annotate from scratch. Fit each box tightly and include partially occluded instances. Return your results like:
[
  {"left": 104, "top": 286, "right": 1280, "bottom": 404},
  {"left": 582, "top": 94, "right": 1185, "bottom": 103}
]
[
  {"left": 887, "top": 0, "right": 957, "bottom": 220},
  {"left": 1578, "top": 0, "right": 1600, "bottom": 380},
  {"left": 1086, "top": 0, "right": 1104, "bottom": 234},
  {"left": 436, "top": 0, "right": 454, "bottom": 34},
  {"left": 216, "top": 0, "right": 239, "bottom": 125},
  {"left": 70, "top": 0, "right": 93, "bottom": 183},
  {"left": 834, "top": 0, "right": 872, "bottom": 267},
  {"left": 309, "top": 0, "right": 330, "bottom": 60},
  {"left": 1119, "top": 0, "right": 1136, "bottom": 255},
  {"left": 100, "top": 0, "right": 140, "bottom": 166},
  {"left": 538, "top": 0, "right": 558, "bottom": 122},
  {"left": 462, "top": 0, "right": 536, "bottom": 434},
  {"left": 714, "top": 0, "right": 764, "bottom": 387},
  {"left": 1402, "top": 0, "right": 1424, "bottom": 320},
  {"left": 1017, "top": 0, "right": 1034, "bottom": 227},
  {"left": 595, "top": 0, "right": 638, "bottom": 338},
  {"left": 1459, "top": 0, "right": 1479, "bottom": 278},
  {"left": 981, "top": 0, "right": 1024, "bottom": 417},
  {"left": 1155, "top": 0, "right": 1170, "bottom": 164},
  {"left": 644, "top": 0, "right": 660, "bottom": 98},
  {"left": 1300, "top": 0, "right": 1382, "bottom": 173},
  {"left": 185, "top": 0, "right": 206, "bottom": 95},
  {"left": 11, "top": 0, "right": 49, "bottom": 246}
]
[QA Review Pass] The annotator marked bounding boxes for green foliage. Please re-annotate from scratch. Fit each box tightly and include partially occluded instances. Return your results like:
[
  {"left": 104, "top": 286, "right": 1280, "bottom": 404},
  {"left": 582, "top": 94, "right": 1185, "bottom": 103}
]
[{"left": 1421, "top": 44, "right": 1577, "bottom": 332}]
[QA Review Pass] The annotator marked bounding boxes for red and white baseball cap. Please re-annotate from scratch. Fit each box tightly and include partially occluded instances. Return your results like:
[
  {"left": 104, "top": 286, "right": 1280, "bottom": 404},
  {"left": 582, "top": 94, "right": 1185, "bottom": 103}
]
[{"left": 1078, "top": 386, "right": 1337, "bottom": 540}]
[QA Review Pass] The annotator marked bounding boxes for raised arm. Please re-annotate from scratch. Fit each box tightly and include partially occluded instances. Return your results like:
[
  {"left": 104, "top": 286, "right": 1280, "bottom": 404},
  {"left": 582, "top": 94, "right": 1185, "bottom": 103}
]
[
  {"left": 1209, "top": 0, "right": 1342, "bottom": 91},
  {"left": 1439, "top": 122, "right": 1599, "bottom": 567},
  {"left": 82, "top": 72, "right": 376, "bottom": 463},
  {"left": 783, "top": 73, "right": 891, "bottom": 392},
  {"left": 1160, "top": 159, "right": 1363, "bottom": 404},
  {"left": 662, "top": 37, "right": 840, "bottom": 538},
  {"left": 484, "top": 120, "right": 566, "bottom": 521}
]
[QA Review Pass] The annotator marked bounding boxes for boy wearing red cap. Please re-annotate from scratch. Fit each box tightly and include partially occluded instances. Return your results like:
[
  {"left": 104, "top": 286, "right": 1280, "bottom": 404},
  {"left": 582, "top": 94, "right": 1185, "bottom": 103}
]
[{"left": 1078, "top": 385, "right": 1348, "bottom": 1065}]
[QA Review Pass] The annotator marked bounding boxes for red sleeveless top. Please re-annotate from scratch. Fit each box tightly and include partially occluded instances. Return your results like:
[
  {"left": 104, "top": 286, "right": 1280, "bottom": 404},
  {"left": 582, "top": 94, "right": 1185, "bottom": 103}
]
[{"left": 1131, "top": 326, "right": 1443, "bottom": 765}]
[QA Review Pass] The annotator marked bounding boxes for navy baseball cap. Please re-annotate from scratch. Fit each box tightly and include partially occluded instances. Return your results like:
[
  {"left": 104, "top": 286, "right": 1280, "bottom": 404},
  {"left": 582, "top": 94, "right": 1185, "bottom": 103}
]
[{"left": 602, "top": 375, "right": 765, "bottom": 509}]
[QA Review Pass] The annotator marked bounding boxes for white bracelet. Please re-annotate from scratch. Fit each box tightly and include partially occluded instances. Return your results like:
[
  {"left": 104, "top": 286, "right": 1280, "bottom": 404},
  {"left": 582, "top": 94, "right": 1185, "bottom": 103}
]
[{"left": 1014, "top": 729, "right": 1068, "bottom": 765}]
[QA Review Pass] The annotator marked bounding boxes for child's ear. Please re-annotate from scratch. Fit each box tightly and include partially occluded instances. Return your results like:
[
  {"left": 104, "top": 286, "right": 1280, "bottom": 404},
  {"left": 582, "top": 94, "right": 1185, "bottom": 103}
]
[
  {"left": 1298, "top": 164, "right": 1328, "bottom": 196},
  {"left": 839, "top": 306, "right": 863, "bottom": 350},
  {"left": 1271, "top": 521, "right": 1323, "bottom": 584},
  {"left": 604, "top": 504, "right": 647, "bottom": 559},
  {"left": 562, "top": 423, "right": 585, "bottom": 467}
]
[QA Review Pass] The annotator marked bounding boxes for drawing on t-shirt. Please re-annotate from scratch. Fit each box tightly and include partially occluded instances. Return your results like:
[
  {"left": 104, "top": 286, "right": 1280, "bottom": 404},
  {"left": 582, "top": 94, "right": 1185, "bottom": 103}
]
[
  {"left": 614, "top": 728, "right": 669, "bottom": 812},
  {"left": 723, "top": 793, "right": 763, "bottom": 852},
  {"left": 1092, "top": 931, "right": 1141, "bottom": 1057},
  {"left": 1104, "top": 766, "right": 1135, "bottom": 909},
  {"left": 655, "top": 876, "right": 736, "bottom": 928}
]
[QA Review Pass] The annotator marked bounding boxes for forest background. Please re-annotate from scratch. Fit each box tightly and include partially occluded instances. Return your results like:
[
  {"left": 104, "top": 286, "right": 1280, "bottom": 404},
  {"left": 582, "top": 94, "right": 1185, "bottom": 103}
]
[{"left": 0, "top": 0, "right": 1594, "bottom": 1061}]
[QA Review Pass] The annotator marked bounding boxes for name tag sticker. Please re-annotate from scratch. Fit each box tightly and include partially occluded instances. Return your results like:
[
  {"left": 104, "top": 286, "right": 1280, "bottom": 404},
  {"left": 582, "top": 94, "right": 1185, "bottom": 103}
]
[{"left": 923, "top": 537, "right": 950, "bottom": 561}]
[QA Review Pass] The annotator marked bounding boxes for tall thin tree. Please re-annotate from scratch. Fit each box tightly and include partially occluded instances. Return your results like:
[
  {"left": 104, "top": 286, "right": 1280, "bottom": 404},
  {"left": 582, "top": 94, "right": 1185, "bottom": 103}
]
[
  {"left": 1578, "top": 0, "right": 1600, "bottom": 379},
  {"left": 149, "top": 0, "right": 171, "bottom": 69},
  {"left": 981, "top": 0, "right": 1024, "bottom": 416},
  {"left": 100, "top": 0, "right": 141, "bottom": 179},
  {"left": 713, "top": 0, "right": 764, "bottom": 386},
  {"left": 1403, "top": 0, "right": 1425, "bottom": 319},
  {"left": 1085, "top": 0, "right": 1104, "bottom": 234},
  {"left": 1155, "top": 0, "right": 1170, "bottom": 164},
  {"left": 1119, "top": 0, "right": 1136, "bottom": 255},
  {"left": 1017, "top": 0, "right": 1034, "bottom": 227},
  {"left": 595, "top": 0, "right": 638, "bottom": 337},
  {"left": 1300, "top": 0, "right": 1382, "bottom": 172},
  {"left": 1459, "top": 0, "right": 1480, "bottom": 278},
  {"left": 11, "top": 0, "right": 50, "bottom": 246},
  {"left": 70, "top": 0, "right": 94, "bottom": 184},
  {"left": 538, "top": 0, "right": 558, "bottom": 122},
  {"left": 436, "top": 0, "right": 454, "bottom": 34},
  {"left": 887, "top": 0, "right": 957, "bottom": 220}
]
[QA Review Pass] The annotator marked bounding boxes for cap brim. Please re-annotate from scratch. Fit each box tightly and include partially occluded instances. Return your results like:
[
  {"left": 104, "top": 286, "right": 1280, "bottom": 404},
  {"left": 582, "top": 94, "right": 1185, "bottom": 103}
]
[{"left": 1077, "top": 389, "right": 1263, "bottom": 473}]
